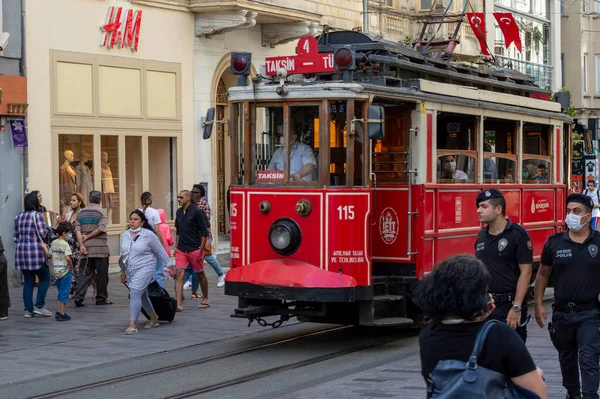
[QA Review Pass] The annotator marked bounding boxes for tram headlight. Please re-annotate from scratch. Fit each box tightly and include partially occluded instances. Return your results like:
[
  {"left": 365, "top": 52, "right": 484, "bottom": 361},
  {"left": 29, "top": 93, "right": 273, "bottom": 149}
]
[{"left": 268, "top": 218, "right": 301, "bottom": 256}]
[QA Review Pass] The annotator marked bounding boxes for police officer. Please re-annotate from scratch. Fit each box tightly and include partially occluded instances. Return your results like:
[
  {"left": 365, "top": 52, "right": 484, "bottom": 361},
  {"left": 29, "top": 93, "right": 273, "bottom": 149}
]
[
  {"left": 475, "top": 188, "right": 533, "bottom": 342},
  {"left": 534, "top": 193, "right": 600, "bottom": 399}
]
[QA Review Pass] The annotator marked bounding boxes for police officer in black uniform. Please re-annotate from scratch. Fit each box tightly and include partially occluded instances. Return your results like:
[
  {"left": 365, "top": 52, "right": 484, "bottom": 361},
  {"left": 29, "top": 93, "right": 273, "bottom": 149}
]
[
  {"left": 475, "top": 188, "right": 533, "bottom": 342},
  {"left": 535, "top": 193, "right": 600, "bottom": 399}
]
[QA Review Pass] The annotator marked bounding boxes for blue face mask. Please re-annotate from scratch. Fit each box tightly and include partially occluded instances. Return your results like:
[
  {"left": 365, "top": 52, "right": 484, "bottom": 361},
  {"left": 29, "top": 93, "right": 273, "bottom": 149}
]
[{"left": 523, "top": 172, "right": 529, "bottom": 179}]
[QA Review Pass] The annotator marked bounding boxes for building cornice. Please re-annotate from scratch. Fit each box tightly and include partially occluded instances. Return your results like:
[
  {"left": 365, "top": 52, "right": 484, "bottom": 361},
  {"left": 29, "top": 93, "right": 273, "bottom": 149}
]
[
  {"left": 195, "top": 10, "right": 257, "bottom": 37},
  {"left": 189, "top": 1, "right": 321, "bottom": 23},
  {"left": 262, "top": 22, "right": 319, "bottom": 47},
  {"left": 130, "top": 0, "right": 190, "bottom": 12}
]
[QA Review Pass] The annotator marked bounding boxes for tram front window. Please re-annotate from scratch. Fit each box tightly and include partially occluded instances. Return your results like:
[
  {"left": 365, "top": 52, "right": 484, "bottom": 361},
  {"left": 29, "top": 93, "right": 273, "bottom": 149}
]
[{"left": 253, "top": 104, "right": 319, "bottom": 184}]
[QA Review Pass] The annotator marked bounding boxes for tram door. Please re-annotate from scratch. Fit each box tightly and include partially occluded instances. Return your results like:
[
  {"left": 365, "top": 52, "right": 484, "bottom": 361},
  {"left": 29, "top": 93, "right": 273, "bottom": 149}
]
[{"left": 370, "top": 106, "right": 413, "bottom": 269}]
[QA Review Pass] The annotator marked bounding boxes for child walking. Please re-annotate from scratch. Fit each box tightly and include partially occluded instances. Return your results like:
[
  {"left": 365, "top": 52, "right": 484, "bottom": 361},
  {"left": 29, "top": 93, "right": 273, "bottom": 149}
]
[{"left": 50, "top": 222, "right": 74, "bottom": 321}]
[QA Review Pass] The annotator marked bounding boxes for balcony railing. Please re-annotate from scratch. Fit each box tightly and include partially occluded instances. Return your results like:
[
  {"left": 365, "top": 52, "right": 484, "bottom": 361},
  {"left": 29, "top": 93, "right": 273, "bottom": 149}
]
[{"left": 494, "top": 54, "right": 553, "bottom": 89}]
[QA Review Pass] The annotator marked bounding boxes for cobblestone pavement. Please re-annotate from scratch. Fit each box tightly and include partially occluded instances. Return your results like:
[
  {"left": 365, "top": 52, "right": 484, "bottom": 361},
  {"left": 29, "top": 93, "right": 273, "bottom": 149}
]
[{"left": 273, "top": 303, "right": 571, "bottom": 399}]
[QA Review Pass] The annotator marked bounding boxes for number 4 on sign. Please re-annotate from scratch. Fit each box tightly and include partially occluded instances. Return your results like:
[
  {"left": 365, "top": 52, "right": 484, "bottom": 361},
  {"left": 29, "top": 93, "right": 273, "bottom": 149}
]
[{"left": 337, "top": 205, "right": 355, "bottom": 220}]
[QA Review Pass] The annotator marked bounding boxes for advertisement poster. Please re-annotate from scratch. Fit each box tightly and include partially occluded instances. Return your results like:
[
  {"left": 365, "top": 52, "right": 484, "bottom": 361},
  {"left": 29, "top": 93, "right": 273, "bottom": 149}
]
[
  {"left": 572, "top": 175, "right": 583, "bottom": 193},
  {"left": 585, "top": 157, "right": 597, "bottom": 182}
]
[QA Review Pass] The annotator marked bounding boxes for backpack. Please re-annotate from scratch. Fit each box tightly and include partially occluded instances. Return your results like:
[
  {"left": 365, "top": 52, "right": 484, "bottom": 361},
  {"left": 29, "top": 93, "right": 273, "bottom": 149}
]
[
  {"left": 583, "top": 188, "right": 600, "bottom": 204},
  {"left": 428, "top": 320, "right": 540, "bottom": 399}
]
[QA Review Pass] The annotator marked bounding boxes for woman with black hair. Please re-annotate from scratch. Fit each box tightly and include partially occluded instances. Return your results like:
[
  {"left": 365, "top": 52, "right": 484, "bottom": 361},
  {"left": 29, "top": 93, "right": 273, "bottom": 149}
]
[
  {"left": 413, "top": 254, "right": 546, "bottom": 398},
  {"left": 14, "top": 192, "right": 53, "bottom": 317},
  {"left": 119, "top": 209, "right": 171, "bottom": 335}
]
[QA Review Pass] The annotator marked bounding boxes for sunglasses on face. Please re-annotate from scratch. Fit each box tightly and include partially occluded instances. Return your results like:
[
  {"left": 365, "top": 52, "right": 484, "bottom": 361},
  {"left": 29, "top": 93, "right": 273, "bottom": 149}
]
[{"left": 177, "top": 196, "right": 185, "bottom": 199}]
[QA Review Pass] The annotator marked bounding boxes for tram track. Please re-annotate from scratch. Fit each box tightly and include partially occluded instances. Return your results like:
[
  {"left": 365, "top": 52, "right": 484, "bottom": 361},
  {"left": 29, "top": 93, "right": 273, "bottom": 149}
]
[
  {"left": 30, "top": 325, "right": 415, "bottom": 399},
  {"left": 29, "top": 325, "right": 351, "bottom": 399}
]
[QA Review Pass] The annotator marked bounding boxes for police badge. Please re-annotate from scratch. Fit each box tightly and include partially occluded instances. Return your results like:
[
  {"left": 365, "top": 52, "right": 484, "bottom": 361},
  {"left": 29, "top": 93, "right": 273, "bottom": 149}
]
[
  {"left": 498, "top": 238, "right": 508, "bottom": 252},
  {"left": 527, "top": 241, "right": 533, "bottom": 251},
  {"left": 589, "top": 244, "right": 598, "bottom": 258}
]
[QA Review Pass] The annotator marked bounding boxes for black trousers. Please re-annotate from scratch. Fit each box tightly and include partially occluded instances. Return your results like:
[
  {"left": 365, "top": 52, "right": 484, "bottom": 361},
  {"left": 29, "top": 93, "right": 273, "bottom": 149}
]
[
  {"left": 488, "top": 301, "right": 529, "bottom": 342},
  {"left": 0, "top": 252, "right": 9, "bottom": 317},
  {"left": 549, "top": 309, "right": 600, "bottom": 399},
  {"left": 75, "top": 257, "right": 109, "bottom": 304}
]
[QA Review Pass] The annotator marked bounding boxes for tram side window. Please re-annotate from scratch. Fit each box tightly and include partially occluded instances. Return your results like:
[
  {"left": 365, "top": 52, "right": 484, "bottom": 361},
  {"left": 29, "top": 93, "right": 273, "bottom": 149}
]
[
  {"left": 371, "top": 106, "right": 411, "bottom": 183},
  {"left": 253, "top": 106, "right": 283, "bottom": 184},
  {"left": 329, "top": 100, "right": 347, "bottom": 186},
  {"left": 436, "top": 114, "right": 477, "bottom": 183},
  {"left": 522, "top": 124, "right": 552, "bottom": 184},
  {"left": 482, "top": 120, "right": 517, "bottom": 184},
  {"left": 284, "top": 105, "right": 319, "bottom": 183}
]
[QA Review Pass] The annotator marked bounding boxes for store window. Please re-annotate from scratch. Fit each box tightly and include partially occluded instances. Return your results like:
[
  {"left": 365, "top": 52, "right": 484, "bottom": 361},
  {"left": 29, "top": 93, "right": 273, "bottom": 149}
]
[
  {"left": 148, "top": 137, "right": 178, "bottom": 220},
  {"left": 483, "top": 119, "right": 518, "bottom": 183},
  {"left": 522, "top": 123, "right": 552, "bottom": 183},
  {"left": 125, "top": 136, "right": 142, "bottom": 216},
  {"left": 101, "top": 136, "right": 120, "bottom": 224},
  {"left": 57, "top": 135, "right": 94, "bottom": 217},
  {"left": 437, "top": 114, "right": 477, "bottom": 183}
]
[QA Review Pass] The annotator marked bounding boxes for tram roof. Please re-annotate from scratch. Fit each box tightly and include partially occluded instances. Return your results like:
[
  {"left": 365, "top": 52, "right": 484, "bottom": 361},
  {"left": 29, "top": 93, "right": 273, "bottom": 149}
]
[{"left": 307, "top": 31, "right": 549, "bottom": 96}]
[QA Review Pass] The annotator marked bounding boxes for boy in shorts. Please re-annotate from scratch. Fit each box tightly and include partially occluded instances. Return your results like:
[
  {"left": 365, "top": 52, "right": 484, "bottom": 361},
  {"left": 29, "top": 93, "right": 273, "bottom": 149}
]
[{"left": 50, "top": 222, "right": 74, "bottom": 321}]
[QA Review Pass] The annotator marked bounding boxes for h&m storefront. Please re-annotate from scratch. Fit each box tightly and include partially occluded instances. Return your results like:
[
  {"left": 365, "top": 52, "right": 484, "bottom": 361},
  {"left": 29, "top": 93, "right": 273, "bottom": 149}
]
[{"left": 26, "top": 0, "right": 194, "bottom": 259}]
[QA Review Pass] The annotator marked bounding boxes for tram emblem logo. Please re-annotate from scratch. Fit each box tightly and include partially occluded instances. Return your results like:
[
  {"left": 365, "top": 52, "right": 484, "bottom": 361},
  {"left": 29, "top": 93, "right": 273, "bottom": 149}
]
[
  {"left": 531, "top": 198, "right": 550, "bottom": 214},
  {"left": 498, "top": 238, "right": 508, "bottom": 252},
  {"left": 379, "top": 207, "right": 399, "bottom": 245},
  {"left": 589, "top": 244, "right": 598, "bottom": 258}
]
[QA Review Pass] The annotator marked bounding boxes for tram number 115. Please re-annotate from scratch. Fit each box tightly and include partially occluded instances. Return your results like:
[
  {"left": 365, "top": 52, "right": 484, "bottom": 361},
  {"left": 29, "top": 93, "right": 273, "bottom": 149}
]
[{"left": 337, "top": 205, "right": 355, "bottom": 220}]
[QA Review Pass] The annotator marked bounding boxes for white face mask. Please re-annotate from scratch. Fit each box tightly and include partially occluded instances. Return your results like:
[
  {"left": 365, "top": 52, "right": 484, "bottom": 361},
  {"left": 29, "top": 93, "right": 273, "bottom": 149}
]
[
  {"left": 279, "top": 136, "right": 285, "bottom": 146},
  {"left": 444, "top": 161, "right": 456, "bottom": 172},
  {"left": 565, "top": 213, "right": 589, "bottom": 232},
  {"left": 130, "top": 227, "right": 142, "bottom": 233}
]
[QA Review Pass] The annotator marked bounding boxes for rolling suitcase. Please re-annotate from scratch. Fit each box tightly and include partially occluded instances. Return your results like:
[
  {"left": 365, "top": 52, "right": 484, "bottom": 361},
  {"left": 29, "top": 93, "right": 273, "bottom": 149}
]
[{"left": 141, "top": 281, "right": 177, "bottom": 323}]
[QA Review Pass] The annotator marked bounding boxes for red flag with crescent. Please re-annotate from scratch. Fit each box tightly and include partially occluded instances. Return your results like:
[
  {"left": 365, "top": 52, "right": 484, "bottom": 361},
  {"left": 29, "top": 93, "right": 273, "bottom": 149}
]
[
  {"left": 466, "top": 13, "right": 489, "bottom": 56},
  {"left": 493, "top": 12, "right": 522, "bottom": 52}
]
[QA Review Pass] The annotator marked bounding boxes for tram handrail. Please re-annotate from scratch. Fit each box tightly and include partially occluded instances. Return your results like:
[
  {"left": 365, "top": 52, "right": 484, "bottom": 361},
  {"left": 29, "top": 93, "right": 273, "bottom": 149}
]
[{"left": 407, "top": 127, "right": 419, "bottom": 257}]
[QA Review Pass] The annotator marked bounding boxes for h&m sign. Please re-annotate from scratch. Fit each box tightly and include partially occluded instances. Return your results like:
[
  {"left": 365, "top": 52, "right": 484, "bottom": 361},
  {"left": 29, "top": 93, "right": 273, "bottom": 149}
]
[{"left": 100, "top": 6, "right": 143, "bottom": 52}]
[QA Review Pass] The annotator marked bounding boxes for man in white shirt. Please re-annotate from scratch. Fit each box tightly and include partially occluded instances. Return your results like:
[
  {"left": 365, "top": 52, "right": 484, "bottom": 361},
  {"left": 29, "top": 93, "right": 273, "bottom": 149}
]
[
  {"left": 267, "top": 131, "right": 316, "bottom": 182},
  {"left": 140, "top": 192, "right": 167, "bottom": 286},
  {"left": 583, "top": 179, "right": 600, "bottom": 230}
]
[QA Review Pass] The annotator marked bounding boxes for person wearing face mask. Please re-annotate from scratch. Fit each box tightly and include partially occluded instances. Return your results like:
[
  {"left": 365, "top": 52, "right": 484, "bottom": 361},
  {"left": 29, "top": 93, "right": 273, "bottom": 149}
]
[
  {"left": 582, "top": 179, "right": 600, "bottom": 231},
  {"left": 267, "top": 130, "right": 316, "bottom": 182},
  {"left": 474, "top": 189, "right": 533, "bottom": 342},
  {"left": 439, "top": 155, "right": 468, "bottom": 182},
  {"left": 534, "top": 193, "right": 600, "bottom": 399}
]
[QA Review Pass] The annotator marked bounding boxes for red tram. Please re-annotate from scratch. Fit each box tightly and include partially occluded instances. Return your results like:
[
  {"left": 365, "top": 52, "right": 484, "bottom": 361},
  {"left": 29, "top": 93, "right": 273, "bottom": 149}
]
[{"left": 212, "top": 31, "right": 571, "bottom": 327}]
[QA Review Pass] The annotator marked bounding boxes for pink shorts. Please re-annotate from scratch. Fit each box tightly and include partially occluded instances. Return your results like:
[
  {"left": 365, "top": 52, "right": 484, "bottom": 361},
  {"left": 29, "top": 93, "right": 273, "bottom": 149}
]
[{"left": 175, "top": 249, "right": 204, "bottom": 272}]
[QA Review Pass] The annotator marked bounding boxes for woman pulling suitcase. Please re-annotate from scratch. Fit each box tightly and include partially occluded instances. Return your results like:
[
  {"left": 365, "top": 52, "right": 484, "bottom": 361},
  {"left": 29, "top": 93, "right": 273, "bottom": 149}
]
[{"left": 120, "top": 210, "right": 172, "bottom": 335}]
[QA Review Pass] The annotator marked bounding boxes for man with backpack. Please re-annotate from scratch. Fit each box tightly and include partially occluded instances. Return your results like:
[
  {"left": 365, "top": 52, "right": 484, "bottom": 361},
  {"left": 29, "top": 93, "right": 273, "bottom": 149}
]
[{"left": 582, "top": 179, "right": 600, "bottom": 230}]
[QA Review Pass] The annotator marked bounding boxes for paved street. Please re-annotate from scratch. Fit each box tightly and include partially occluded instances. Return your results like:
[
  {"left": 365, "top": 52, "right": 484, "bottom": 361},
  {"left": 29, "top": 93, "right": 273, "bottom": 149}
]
[{"left": 0, "top": 256, "right": 576, "bottom": 399}]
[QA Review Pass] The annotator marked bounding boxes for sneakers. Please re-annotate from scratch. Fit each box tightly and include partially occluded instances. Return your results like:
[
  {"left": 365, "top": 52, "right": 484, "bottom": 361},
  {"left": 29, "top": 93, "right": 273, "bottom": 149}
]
[
  {"left": 55, "top": 312, "right": 60, "bottom": 319},
  {"left": 57, "top": 313, "right": 71, "bottom": 321},
  {"left": 217, "top": 275, "right": 225, "bottom": 288},
  {"left": 24, "top": 311, "right": 33, "bottom": 318},
  {"left": 33, "top": 307, "right": 53, "bottom": 317},
  {"left": 183, "top": 281, "right": 191, "bottom": 290},
  {"left": 0, "top": 316, "right": 8, "bottom": 321}
]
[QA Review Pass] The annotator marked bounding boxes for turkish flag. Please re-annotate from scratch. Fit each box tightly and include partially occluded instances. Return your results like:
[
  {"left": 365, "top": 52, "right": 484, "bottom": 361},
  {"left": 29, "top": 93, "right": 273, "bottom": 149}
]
[
  {"left": 466, "top": 13, "right": 490, "bottom": 56},
  {"left": 493, "top": 12, "right": 522, "bottom": 52}
]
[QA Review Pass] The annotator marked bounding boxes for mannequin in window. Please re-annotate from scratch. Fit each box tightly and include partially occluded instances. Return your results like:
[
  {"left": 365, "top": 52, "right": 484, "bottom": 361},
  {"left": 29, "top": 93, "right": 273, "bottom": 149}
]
[
  {"left": 76, "top": 151, "right": 93, "bottom": 205},
  {"left": 101, "top": 151, "right": 117, "bottom": 223},
  {"left": 59, "top": 150, "right": 77, "bottom": 216}
]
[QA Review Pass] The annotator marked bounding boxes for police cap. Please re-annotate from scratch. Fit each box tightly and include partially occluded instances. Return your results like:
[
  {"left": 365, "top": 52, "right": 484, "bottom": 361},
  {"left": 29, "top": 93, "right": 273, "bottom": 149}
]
[
  {"left": 476, "top": 188, "right": 504, "bottom": 207},
  {"left": 566, "top": 193, "right": 594, "bottom": 210}
]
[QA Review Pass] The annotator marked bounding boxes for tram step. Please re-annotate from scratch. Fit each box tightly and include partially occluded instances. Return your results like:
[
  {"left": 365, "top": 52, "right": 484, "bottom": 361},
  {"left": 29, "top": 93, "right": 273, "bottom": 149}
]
[
  {"left": 371, "top": 317, "right": 414, "bottom": 327},
  {"left": 373, "top": 295, "right": 404, "bottom": 302}
]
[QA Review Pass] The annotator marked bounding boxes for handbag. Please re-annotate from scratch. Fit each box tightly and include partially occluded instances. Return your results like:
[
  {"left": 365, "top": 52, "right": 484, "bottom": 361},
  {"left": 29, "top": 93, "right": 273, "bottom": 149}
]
[
  {"left": 429, "top": 319, "right": 541, "bottom": 399},
  {"left": 204, "top": 240, "right": 213, "bottom": 257},
  {"left": 32, "top": 212, "right": 51, "bottom": 260},
  {"left": 119, "top": 234, "right": 140, "bottom": 272}
]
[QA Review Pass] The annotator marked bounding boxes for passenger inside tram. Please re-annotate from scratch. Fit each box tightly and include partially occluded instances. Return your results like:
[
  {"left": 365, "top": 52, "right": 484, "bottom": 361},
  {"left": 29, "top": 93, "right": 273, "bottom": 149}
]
[
  {"left": 534, "top": 165, "right": 549, "bottom": 183},
  {"left": 267, "top": 129, "right": 317, "bottom": 182},
  {"left": 438, "top": 155, "right": 468, "bottom": 182}
]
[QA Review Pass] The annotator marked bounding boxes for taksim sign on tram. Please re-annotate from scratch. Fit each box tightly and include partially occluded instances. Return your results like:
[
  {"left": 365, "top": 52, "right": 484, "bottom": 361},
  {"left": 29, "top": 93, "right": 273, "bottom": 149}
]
[{"left": 264, "top": 36, "right": 336, "bottom": 76}]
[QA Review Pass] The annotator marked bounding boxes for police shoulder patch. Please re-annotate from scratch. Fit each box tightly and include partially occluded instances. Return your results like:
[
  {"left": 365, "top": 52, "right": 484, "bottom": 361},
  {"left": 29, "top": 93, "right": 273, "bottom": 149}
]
[
  {"left": 589, "top": 244, "right": 598, "bottom": 258},
  {"left": 527, "top": 240, "right": 533, "bottom": 251},
  {"left": 498, "top": 238, "right": 508, "bottom": 252}
]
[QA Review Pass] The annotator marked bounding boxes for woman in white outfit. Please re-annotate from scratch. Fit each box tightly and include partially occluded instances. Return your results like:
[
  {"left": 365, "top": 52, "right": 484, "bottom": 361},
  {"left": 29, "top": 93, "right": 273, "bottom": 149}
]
[{"left": 120, "top": 209, "right": 172, "bottom": 335}]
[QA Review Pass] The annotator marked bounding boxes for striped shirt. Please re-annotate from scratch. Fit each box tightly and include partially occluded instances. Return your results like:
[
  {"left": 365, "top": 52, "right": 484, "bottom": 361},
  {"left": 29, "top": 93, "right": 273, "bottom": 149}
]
[
  {"left": 13, "top": 211, "right": 48, "bottom": 270},
  {"left": 74, "top": 203, "right": 109, "bottom": 258}
]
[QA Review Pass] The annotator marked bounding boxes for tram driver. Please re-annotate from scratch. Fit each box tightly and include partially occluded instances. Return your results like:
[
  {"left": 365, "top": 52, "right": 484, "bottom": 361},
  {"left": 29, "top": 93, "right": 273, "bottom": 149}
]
[
  {"left": 438, "top": 155, "right": 468, "bottom": 183},
  {"left": 268, "top": 130, "right": 317, "bottom": 182}
]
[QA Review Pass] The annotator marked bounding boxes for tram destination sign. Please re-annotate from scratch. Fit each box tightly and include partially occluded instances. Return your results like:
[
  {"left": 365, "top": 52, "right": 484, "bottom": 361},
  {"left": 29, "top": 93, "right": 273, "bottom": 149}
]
[{"left": 264, "top": 36, "right": 336, "bottom": 76}]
